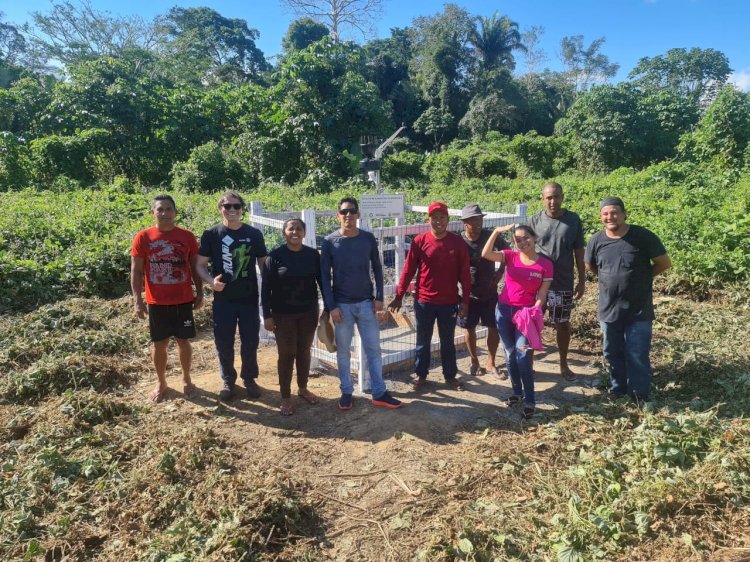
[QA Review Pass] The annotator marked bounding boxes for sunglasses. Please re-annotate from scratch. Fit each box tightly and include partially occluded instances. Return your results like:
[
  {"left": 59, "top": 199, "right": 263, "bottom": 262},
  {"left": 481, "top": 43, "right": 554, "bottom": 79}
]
[
  {"left": 221, "top": 203, "right": 243, "bottom": 210},
  {"left": 338, "top": 208, "right": 358, "bottom": 215}
]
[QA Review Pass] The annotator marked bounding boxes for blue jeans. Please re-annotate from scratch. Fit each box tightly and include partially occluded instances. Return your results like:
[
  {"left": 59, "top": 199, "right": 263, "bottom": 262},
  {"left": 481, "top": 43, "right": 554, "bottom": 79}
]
[
  {"left": 496, "top": 303, "right": 535, "bottom": 407},
  {"left": 600, "top": 319, "right": 653, "bottom": 400},
  {"left": 335, "top": 301, "right": 387, "bottom": 397},
  {"left": 213, "top": 299, "right": 260, "bottom": 386},
  {"left": 415, "top": 301, "right": 458, "bottom": 380}
]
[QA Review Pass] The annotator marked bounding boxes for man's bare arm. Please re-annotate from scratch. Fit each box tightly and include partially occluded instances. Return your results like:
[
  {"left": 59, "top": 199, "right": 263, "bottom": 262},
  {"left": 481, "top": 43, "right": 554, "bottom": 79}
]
[{"left": 652, "top": 254, "right": 671, "bottom": 277}]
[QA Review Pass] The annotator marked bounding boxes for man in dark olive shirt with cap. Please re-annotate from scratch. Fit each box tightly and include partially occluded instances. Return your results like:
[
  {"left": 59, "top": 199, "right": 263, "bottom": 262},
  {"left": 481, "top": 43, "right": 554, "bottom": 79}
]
[{"left": 585, "top": 196, "right": 671, "bottom": 402}]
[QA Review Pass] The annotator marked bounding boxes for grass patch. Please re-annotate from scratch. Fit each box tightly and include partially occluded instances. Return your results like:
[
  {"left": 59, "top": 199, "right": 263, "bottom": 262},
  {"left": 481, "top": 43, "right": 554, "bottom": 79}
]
[{"left": 0, "top": 397, "right": 324, "bottom": 561}]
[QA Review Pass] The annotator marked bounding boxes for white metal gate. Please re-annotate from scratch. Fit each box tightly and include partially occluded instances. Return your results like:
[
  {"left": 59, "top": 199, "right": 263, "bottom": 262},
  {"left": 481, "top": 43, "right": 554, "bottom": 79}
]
[{"left": 248, "top": 199, "right": 527, "bottom": 393}]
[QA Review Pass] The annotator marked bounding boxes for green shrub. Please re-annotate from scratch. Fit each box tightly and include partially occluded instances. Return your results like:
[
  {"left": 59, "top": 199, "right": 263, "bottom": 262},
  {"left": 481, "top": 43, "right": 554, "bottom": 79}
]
[
  {"left": 422, "top": 139, "right": 510, "bottom": 184},
  {"left": 678, "top": 86, "right": 750, "bottom": 171},
  {"left": 29, "top": 129, "right": 112, "bottom": 186},
  {"left": 505, "top": 131, "right": 574, "bottom": 178},
  {"left": 0, "top": 132, "right": 30, "bottom": 191},
  {"left": 171, "top": 141, "right": 247, "bottom": 193},
  {"left": 382, "top": 150, "right": 425, "bottom": 181}
]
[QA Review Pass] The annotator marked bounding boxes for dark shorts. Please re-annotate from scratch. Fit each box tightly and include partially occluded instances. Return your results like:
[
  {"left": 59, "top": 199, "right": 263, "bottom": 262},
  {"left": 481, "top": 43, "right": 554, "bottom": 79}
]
[
  {"left": 457, "top": 299, "right": 497, "bottom": 330},
  {"left": 148, "top": 302, "right": 196, "bottom": 342},
  {"left": 546, "top": 291, "right": 574, "bottom": 324}
]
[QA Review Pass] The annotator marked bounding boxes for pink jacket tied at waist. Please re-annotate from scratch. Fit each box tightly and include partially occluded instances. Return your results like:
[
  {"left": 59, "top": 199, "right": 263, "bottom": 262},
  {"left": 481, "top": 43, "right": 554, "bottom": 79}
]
[{"left": 512, "top": 306, "right": 544, "bottom": 351}]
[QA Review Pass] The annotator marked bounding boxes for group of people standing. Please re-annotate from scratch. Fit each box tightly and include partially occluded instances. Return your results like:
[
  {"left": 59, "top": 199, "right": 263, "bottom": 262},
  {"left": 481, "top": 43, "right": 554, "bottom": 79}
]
[{"left": 130, "top": 183, "right": 670, "bottom": 418}]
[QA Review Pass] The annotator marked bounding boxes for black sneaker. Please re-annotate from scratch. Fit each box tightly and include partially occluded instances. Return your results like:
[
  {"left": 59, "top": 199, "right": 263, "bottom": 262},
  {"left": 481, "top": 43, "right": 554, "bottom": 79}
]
[
  {"left": 372, "top": 391, "right": 402, "bottom": 409},
  {"left": 218, "top": 383, "right": 234, "bottom": 402},
  {"left": 245, "top": 380, "right": 262, "bottom": 399}
]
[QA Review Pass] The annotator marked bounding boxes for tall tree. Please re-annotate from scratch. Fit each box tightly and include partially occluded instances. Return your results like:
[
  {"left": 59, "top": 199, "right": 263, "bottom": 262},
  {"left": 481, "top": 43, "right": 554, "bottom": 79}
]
[
  {"left": 520, "top": 25, "right": 546, "bottom": 85},
  {"left": 365, "top": 28, "right": 423, "bottom": 129},
  {"left": 26, "top": 0, "right": 155, "bottom": 70},
  {"left": 279, "top": 0, "right": 384, "bottom": 42},
  {"left": 467, "top": 12, "right": 526, "bottom": 71},
  {"left": 559, "top": 35, "right": 619, "bottom": 92},
  {"left": 629, "top": 47, "right": 731, "bottom": 108},
  {"left": 409, "top": 3, "right": 474, "bottom": 144},
  {"left": 0, "top": 13, "right": 26, "bottom": 66},
  {"left": 156, "top": 7, "right": 268, "bottom": 85},
  {"left": 281, "top": 18, "right": 329, "bottom": 53},
  {"left": 0, "top": 13, "right": 27, "bottom": 87}
]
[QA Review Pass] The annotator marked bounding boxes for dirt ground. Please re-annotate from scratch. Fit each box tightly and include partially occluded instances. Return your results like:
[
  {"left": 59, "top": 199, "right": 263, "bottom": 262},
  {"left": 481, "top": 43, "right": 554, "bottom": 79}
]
[{"left": 131, "top": 330, "right": 601, "bottom": 561}]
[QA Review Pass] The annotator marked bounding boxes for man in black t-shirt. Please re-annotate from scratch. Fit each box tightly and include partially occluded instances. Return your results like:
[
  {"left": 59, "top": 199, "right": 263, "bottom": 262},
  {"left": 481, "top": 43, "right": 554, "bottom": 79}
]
[
  {"left": 529, "top": 182, "right": 586, "bottom": 381},
  {"left": 196, "top": 192, "right": 268, "bottom": 401},
  {"left": 458, "top": 204, "right": 509, "bottom": 377},
  {"left": 585, "top": 196, "right": 671, "bottom": 402}
]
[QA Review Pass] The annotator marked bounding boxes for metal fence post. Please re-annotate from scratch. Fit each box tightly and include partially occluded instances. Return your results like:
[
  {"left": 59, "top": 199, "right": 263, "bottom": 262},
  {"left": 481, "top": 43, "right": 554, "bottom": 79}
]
[
  {"left": 516, "top": 202, "right": 527, "bottom": 225},
  {"left": 249, "top": 201, "right": 263, "bottom": 224},
  {"left": 249, "top": 201, "right": 270, "bottom": 340},
  {"left": 301, "top": 208, "right": 316, "bottom": 249}
]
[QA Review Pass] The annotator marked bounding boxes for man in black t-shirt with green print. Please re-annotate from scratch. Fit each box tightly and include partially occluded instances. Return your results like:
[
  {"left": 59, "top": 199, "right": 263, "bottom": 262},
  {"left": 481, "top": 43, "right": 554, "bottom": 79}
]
[{"left": 196, "top": 192, "right": 268, "bottom": 402}]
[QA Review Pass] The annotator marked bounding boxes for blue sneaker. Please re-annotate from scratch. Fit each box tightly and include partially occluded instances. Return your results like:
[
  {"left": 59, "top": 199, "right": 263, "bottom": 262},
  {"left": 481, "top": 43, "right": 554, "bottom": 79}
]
[
  {"left": 338, "top": 393, "right": 353, "bottom": 410},
  {"left": 372, "top": 391, "right": 402, "bottom": 409}
]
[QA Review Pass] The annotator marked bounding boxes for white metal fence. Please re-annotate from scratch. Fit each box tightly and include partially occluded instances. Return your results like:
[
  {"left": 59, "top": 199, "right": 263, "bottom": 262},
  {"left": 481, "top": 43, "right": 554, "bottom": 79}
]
[{"left": 249, "top": 199, "right": 527, "bottom": 393}]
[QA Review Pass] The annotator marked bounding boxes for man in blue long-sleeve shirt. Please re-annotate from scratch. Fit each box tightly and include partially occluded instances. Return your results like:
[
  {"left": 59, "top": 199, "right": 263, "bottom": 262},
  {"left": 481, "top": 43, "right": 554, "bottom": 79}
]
[{"left": 321, "top": 197, "right": 402, "bottom": 410}]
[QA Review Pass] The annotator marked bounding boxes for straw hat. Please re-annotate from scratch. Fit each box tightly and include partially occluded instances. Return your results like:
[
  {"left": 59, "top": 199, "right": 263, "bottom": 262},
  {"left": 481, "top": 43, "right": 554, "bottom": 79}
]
[{"left": 317, "top": 312, "right": 337, "bottom": 352}]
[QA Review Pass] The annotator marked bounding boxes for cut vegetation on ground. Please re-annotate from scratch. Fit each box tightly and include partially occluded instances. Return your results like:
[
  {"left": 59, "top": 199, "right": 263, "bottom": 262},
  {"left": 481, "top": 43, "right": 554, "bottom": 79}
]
[{"left": 2, "top": 289, "right": 749, "bottom": 561}]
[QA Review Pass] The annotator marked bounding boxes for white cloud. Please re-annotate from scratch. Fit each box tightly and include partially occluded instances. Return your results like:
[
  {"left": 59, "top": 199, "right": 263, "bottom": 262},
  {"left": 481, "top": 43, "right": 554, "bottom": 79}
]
[{"left": 729, "top": 69, "right": 750, "bottom": 92}]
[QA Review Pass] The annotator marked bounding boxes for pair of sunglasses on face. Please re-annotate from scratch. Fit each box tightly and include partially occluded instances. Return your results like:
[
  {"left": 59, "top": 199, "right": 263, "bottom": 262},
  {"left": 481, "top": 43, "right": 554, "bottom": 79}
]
[
  {"left": 338, "top": 208, "right": 358, "bottom": 215},
  {"left": 221, "top": 203, "right": 243, "bottom": 210}
]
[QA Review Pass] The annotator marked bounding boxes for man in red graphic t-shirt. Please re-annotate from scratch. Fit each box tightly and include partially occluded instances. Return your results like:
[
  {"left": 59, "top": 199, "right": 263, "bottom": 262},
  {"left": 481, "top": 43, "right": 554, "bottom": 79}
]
[
  {"left": 388, "top": 202, "right": 471, "bottom": 391},
  {"left": 131, "top": 194, "right": 203, "bottom": 403}
]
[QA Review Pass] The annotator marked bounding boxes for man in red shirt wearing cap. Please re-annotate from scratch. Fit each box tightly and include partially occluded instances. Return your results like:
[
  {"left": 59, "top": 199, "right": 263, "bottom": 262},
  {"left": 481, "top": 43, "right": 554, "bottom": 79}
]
[{"left": 389, "top": 202, "right": 471, "bottom": 391}]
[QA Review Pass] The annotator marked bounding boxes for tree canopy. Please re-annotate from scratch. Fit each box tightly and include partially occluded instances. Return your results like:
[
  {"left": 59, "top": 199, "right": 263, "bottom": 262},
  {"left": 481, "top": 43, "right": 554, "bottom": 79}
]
[{"left": 1, "top": 1, "right": 748, "bottom": 192}]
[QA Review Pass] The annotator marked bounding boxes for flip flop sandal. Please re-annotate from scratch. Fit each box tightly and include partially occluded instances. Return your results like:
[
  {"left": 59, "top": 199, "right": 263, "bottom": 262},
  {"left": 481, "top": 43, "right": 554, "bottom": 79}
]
[
  {"left": 469, "top": 364, "right": 480, "bottom": 376},
  {"left": 280, "top": 402, "right": 295, "bottom": 416},
  {"left": 476, "top": 367, "right": 488, "bottom": 376},
  {"left": 505, "top": 395, "right": 521, "bottom": 407},
  {"left": 183, "top": 383, "right": 197, "bottom": 398},
  {"left": 149, "top": 387, "right": 167, "bottom": 403},
  {"left": 411, "top": 378, "right": 429, "bottom": 391},
  {"left": 298, "top": 391, "right": 319, "bottom": 405},
  {"left": 445, "top": 379, "right": 466, "bottom": 391}
]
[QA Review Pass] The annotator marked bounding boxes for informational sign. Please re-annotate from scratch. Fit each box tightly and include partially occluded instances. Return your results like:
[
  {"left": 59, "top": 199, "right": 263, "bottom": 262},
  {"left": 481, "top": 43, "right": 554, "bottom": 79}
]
[{"left": 359, "top": 194, "right": 405, "bottom": 219}]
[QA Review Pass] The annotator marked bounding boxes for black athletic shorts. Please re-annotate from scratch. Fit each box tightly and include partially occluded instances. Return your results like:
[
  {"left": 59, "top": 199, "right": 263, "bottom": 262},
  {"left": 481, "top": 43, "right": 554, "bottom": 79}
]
[
  {"left": 457, "top": 299, "right": 496, "bottom": 330},
  {"left": 148, "top": 302, "right": 196, "bottom": 342}
]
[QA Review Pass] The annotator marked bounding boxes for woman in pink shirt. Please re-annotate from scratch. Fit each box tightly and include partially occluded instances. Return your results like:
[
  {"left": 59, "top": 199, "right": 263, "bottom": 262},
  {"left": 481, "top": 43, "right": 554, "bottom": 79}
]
[{"left": 482, "top": 224, "right": 553, "bottom": 419}]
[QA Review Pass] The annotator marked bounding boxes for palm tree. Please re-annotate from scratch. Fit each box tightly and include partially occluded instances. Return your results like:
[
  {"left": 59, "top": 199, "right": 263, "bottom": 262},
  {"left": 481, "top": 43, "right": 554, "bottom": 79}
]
[{"left": 468, "top": 12, "right": 526, "bottom": 71}]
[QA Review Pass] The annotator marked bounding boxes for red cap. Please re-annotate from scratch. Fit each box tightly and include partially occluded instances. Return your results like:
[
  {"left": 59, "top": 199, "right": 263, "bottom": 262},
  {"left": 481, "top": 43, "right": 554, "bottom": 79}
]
[{"left": 427, "top": 201, "right": 449, "bottom": 216}]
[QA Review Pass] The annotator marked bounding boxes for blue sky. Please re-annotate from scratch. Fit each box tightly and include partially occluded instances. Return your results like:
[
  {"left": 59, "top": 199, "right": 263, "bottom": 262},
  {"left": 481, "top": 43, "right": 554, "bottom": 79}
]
[{"left": 3, "top": 0, "right": 749, "bottom": 90}]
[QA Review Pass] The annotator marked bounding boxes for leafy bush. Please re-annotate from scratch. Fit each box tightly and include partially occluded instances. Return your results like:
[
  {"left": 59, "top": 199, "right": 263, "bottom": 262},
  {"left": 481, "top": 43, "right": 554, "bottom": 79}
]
[
  {"left": 171, "top": 141, "right": 246, "bottom": 193},
  {"left": 0, "top": 131, "right": 30, "bottom": 191},
  {"left": 678, "top": 86, "right": 750, "bottom": 171},
  {"left": 382, "top": 150, "right": 425, "bottom": 181},
  {"left": 422, "top": 139, "right": 510, "bottom": 184},
  {"left": 29, "top": 129, "right": 112, "bottom": 186},
  {"left": 505, "top": 131, "right": 573, "bottom": 178}
]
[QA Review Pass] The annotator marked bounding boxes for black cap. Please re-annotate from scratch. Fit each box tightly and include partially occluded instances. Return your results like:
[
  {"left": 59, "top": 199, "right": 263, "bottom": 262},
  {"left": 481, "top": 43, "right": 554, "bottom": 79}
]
[{"left": 600, "top": 196, "right": 626, "bottom": 211}]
